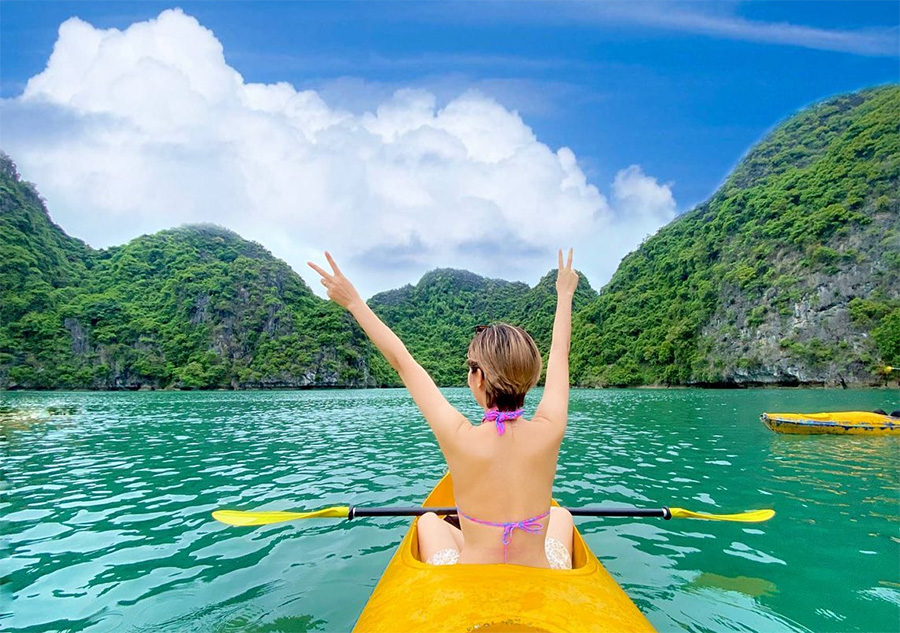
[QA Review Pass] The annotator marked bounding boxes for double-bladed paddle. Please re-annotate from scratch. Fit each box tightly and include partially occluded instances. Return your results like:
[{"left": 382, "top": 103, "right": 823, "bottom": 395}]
[{"left": 212, "top": 505, "right": 774, "bottom": 527}]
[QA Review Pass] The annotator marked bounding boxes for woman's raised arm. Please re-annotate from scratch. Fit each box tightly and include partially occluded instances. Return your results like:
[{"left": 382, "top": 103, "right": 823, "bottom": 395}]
[
  {"left": 533, "top": 249, "right": 577, "bottom": 432},
  {"left": 307, "top": 252, "right": 467, "bottom": 444}
]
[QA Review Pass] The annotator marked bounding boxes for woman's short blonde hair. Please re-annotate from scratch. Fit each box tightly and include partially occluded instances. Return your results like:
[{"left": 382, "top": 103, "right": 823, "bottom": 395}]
[{"left": 467, "top": 323, "right": 542, "bottom": 410}]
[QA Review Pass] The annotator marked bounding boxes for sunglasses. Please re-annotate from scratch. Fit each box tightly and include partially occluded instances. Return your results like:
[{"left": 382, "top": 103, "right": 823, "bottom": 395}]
[
  {"left": 467, "top": 359, "right": 480, "bottom": 373},
  {"left": 469, "top": 325, "right": 491, "bottom": 373}
]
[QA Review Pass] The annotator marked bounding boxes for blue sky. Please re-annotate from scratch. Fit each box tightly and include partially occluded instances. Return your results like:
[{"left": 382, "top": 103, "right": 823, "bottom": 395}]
[{"left": 1, "top": 1, "right": 897, "bottom": 296}]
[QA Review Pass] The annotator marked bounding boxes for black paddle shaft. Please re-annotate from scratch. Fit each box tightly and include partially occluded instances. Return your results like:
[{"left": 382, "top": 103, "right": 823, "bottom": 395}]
[{"left": 347, "top": 506, "right": 672, "bottom": 520}]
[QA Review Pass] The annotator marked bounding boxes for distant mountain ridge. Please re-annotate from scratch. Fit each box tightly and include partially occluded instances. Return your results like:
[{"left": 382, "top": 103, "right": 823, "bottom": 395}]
[{"left": 2, "top": 85, "right": 898, "bottom": 390}]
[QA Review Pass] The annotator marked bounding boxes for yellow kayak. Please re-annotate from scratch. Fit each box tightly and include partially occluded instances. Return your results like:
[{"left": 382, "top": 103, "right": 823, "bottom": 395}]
[
  {"left": 352, "top": 474, "right": 655, "bottom": 632},
  {"left": 761, "top": 411, "right": 900, "bottom": 435}
]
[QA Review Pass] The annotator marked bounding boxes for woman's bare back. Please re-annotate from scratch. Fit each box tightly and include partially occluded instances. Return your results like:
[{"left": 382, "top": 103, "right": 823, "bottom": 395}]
[{"left": 444, "top": 417, "right": 564, "bottom": 565}]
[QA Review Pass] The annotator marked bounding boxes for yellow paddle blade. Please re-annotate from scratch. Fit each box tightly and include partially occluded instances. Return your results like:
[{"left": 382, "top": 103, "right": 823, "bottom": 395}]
[
  {"left": 212, "top": 506, "right": 350, "bottom": 526},
  {"left": 669, "top": 507, "right": 775, "bottom": 523}
]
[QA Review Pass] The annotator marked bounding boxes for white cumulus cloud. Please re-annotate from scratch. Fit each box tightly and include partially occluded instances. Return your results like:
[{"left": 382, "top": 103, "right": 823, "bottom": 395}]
[{"left": 2, "top": 8, "right": 677, "bottom": 297}]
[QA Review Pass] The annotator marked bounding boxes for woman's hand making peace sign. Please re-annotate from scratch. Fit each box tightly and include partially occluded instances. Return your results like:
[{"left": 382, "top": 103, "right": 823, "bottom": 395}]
[
  {"left": 307, "top": 252, "right": 364, "bottom": 311},
  {"left": 556, "top": 248, "right": 578, "bottom": 298}
]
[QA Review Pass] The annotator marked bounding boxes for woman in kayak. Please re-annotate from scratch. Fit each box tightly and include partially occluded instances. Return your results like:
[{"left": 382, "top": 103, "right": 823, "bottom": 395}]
[{"left": 308, "top": 250, "right": 577, "bottom": 569}]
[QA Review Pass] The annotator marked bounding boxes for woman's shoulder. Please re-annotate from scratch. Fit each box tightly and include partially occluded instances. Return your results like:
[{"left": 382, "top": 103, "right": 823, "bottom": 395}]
[{"left": 522, "top": 415, "right": 566, "bottom": 440}]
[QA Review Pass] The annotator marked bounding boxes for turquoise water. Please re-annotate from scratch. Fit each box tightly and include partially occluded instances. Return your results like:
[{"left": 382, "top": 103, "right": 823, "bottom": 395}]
[{"left": 2, "top": 388, "right": 898, "bottom": 632}]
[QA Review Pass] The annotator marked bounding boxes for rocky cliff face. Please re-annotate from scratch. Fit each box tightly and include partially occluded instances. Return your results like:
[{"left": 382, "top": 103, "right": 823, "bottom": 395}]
[
  {"left": 699, "top": 246, "right": 892, "bottom": 386},
  {"left": 694, "top": 90, "right": 899, "bottom": 387}
]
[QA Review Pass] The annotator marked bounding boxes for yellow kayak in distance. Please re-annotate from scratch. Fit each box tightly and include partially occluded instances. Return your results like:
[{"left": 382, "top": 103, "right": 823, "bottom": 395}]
[
  {"left": 352, "top": 474, "right": 655, "bottom": 633},
  {"left": 761, "top": 411, "right": 900, "bottom": 435}
]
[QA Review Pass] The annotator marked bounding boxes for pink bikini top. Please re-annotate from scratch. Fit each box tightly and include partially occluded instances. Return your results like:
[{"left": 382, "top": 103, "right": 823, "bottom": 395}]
[{"left": 460, "top": 408, "right": 551, "bottom": 563}]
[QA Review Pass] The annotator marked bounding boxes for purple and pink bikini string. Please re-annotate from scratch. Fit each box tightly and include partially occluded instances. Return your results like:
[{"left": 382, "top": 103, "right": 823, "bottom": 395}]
[
  {"left": 459, "top": 509, "right": 550, "bottom": 563},
  {"left": 482, "top": 408, "right": 523, "bottom": 436}
]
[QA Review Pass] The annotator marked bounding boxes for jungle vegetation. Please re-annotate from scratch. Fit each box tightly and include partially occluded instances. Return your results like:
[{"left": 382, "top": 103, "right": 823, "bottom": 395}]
[{"left": 2, "top": 85, "right": 897, "bottom": 389}]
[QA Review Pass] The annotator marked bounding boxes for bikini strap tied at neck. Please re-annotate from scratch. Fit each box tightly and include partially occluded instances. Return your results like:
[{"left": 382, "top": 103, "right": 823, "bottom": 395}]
[{"left": 482, "top": 408, "right": 524, "bottom": 436}]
